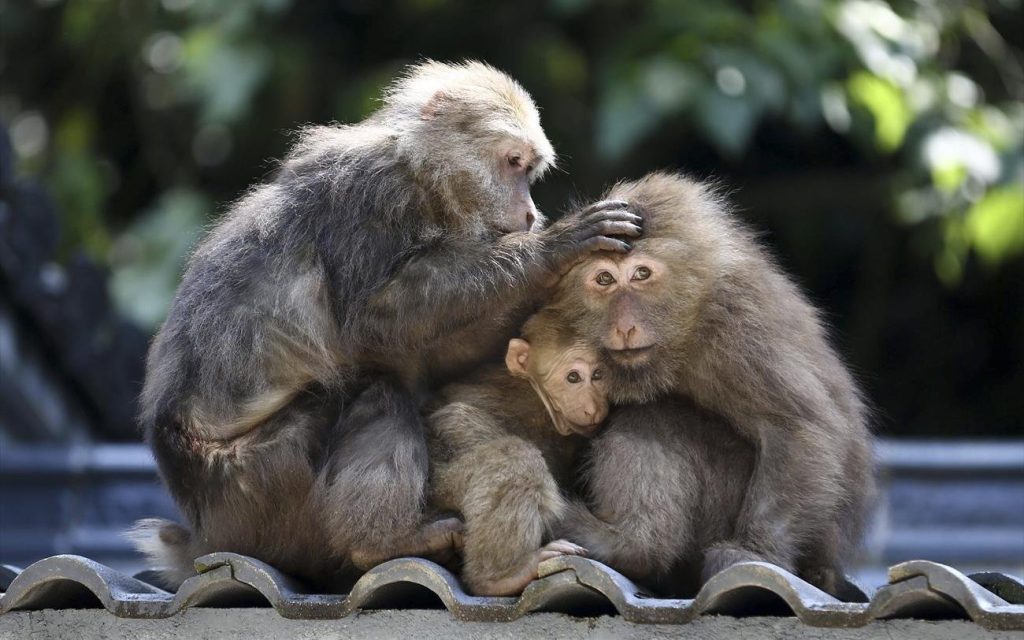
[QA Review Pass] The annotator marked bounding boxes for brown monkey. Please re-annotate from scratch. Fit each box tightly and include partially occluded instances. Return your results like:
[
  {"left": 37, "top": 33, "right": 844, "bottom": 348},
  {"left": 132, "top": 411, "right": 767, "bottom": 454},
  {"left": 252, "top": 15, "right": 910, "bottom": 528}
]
[
  {"left": 549, "top": 172, "right": 874, "bottom": 597},
  {"left": 562, "top": 396, "right": 755, "bottom": 596},
  {"left": 131, "top": 61, "right": 641, "bottom": 589},
  {"left": 427, "top": 310, "right": 606, "bottom": 596}
]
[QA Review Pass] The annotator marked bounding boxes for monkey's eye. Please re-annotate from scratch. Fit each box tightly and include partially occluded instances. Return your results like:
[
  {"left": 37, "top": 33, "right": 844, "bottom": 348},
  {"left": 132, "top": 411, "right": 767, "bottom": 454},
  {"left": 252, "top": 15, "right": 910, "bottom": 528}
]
[
  {"left": 595, "top": 271, "right": 615, "bottom": 286},
  {"left": 592, "top": 369, "right": 603, "bottom": 381},
  {"left": 566, "top": 371, "right": 582, "bottom": 383},
  {"left": 507, "top": 154, "right": 523, "bottom": 169},
  {"left": 633, "top": 266, "right": 652, "bottom": 281}
]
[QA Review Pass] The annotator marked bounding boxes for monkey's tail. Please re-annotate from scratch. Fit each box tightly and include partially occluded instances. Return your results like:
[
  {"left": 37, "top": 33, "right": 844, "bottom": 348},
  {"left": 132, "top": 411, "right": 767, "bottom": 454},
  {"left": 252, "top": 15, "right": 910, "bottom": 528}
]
[{"left": 125, "top": 518, "right": 199, "bottom": 590}]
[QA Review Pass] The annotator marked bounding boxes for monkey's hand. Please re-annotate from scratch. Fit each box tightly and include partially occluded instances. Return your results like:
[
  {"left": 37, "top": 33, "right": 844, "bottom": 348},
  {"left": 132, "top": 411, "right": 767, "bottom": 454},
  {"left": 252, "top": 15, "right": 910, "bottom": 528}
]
[
  {"left": 540, "top": 199, "right": 642, "bottom": 277},
  {"left": 469, "top": 540, "right": 587, "bottom": 597}
]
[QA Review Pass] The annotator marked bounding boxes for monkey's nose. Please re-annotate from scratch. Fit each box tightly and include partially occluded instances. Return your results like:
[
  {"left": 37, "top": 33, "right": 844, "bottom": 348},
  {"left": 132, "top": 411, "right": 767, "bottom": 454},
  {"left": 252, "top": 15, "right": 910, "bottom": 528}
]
[
  {"left": 615, "top": 325, "right": 637, "bottom": 346},
  {"left": 525, "top": 211, "right": 536, "bottom": 229}
]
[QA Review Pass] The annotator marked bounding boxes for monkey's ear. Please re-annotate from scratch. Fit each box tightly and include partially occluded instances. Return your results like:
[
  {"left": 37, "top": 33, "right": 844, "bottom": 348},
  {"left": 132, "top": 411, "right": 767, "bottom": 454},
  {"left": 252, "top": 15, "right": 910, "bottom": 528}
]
[
  {"left": 505, "top": 339, "right": 531, "bottom": 377},
  {"left": 420, "top": 90, "right": 452, "bottom": 120}
]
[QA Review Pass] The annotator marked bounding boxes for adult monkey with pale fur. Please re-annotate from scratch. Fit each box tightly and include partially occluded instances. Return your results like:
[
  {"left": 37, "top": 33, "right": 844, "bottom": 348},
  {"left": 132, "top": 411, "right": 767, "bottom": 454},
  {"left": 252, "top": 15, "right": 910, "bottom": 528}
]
[
  {"left": 427, "top": 310, "right": 606, "bottom": 596},
  {"left": 550, "top": 172, "right": 874, "bottom": 597},
  {"left": 131, "top": 61, "right": 641, "bottom": 589}
]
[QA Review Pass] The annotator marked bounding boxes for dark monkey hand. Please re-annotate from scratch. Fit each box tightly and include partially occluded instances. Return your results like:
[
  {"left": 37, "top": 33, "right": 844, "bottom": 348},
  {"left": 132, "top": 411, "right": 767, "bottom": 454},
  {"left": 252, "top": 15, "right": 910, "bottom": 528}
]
[{"left": 541, "top": 199, "right": 642, "bottom": 277}]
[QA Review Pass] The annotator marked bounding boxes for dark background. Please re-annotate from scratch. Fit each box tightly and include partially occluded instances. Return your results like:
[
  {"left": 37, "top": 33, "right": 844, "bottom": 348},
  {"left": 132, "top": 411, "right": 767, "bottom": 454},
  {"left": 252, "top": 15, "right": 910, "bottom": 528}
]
[{"left": 1, "top": 0, "right": 1022, "bottom": 442}]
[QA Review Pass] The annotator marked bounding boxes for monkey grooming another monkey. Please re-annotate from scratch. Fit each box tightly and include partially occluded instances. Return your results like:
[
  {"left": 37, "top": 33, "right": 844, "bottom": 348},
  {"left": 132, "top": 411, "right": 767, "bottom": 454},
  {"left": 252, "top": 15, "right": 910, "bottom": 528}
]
[
  {"left": 131, "top": 61, "right": 641, "bottom": 589},
  {"left": 550, "top": 172, "right": 874, "bottom": 597},
  {"left": 427, "top": 310, "right": 607, "bottom": 596}
]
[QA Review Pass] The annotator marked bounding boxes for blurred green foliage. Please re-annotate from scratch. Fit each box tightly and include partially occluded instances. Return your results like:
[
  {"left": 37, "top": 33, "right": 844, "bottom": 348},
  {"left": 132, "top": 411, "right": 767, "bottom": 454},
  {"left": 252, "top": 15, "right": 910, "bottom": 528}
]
[{"left": 1, "top": 0, "right": 1022, "bottom": 436}]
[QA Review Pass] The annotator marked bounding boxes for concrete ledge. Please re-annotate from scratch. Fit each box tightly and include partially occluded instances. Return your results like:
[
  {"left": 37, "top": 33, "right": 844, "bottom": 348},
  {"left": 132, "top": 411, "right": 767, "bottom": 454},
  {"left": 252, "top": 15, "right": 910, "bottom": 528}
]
[{"left": 2, "top": 609, "right": 1022, "bottom": 640}]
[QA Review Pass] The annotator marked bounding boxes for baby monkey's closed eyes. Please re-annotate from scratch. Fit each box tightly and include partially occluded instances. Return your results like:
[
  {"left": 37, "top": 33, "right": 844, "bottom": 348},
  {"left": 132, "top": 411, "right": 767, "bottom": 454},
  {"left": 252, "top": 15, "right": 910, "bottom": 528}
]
[{"left": 426, "top": 309, "right": 606, "bottom": 596}]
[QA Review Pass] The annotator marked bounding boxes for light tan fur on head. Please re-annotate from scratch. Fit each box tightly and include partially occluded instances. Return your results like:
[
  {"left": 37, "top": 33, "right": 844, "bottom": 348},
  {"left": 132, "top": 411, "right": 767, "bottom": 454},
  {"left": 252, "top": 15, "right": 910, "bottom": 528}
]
[
  {"left": 379, "top": 61, "right": 557, "bottom": 231},
  {"left": 506, "top": 311, "right": 608, "bottom": 437},
  {"left": 384, "top": 60, "right": 555, "bottom": 173}
]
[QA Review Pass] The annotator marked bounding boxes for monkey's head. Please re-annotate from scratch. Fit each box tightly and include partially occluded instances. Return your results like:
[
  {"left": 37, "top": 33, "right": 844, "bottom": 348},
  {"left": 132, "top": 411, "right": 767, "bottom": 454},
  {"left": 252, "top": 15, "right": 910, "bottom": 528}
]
[
  {"left": 383, "top": 60, "right": 556, "bottom": 234},
  {"left": 505, "top": 312, "right": 608, "bottom": 437},
  {"left": 552, "top": 173, "right": 738, "bottom": 403}
]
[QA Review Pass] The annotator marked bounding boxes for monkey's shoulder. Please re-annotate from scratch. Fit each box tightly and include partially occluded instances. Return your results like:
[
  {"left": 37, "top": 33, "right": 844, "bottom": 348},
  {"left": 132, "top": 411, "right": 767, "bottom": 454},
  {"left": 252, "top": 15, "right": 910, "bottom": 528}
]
[{"left": 435, "top": 365, "right": 539, "bottom": 417}]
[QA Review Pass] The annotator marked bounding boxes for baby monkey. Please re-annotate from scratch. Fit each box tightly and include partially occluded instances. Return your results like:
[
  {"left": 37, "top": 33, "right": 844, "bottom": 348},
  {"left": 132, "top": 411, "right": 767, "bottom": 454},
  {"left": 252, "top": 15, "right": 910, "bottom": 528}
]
[{"left": 427, "top": 310, "right": 606, "bottom": 596}]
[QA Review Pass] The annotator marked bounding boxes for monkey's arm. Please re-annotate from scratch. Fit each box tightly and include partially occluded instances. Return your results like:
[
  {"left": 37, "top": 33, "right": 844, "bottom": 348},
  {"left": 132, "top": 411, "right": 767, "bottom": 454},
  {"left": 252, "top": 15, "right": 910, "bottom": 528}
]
[
  {"left": 558, "top": 420, "right": 694, "bottom": 583},
  {"left": 361, "top": 201, "right": 641, "bottom": 349},
  {"left": 703, "top": 417, "right": 843, "bottom": 575},
  {"left": 429, "top": 402, "right": 585, "bottom": 596}
]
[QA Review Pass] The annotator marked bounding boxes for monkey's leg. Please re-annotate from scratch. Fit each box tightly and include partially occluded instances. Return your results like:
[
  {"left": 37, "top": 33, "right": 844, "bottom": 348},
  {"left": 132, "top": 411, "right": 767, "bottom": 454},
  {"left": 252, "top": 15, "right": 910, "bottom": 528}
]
[
  {"left": 320, "top": 377, "right": 443, "bottom": 565},
  {"left": 558, "top": 409, "right": 697, "bottom": 584},
  {"left": 796, "top": 522, "right": 845, "bottom": 597},
  {"left": 459, "top": 438, "right": 583, "bottom": 596},
  {"left": 349, "top": 517, "right": 464, "bottom": 571},
  {"left": 702, "top": 424, "right": 841, "bottom": 581}
]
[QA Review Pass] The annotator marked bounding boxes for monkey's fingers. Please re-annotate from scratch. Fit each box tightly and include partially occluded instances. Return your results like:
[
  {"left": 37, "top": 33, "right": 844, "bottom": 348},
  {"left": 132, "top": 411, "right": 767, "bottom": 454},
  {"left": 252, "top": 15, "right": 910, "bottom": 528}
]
[
  {"left": 581, "top": 237, "right": 631, "bottom": 254},
  {"left": 544, "top": 539, "right": 588, "bottom": 556},
  {"left": 594, "top": 220, "right": 642, "bottom": 238},
  {"left": 537, "top": 549, "right": 568, "bottom": 562},
  {"left": 583, "top": 208, "right": 643, "bottom": 227},
  {"left": 580, "top": 199, "right": 630, "bottom": 216},
  {"left": 420, "top": 517, "right": 465, "bottom": 554}
]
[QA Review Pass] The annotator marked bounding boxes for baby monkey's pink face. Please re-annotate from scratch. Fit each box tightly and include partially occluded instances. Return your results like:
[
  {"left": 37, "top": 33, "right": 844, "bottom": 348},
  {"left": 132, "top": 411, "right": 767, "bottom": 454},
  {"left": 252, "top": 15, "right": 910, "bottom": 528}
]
[{"left": 506, "top": 339, "right": 609, "bottom": 437}]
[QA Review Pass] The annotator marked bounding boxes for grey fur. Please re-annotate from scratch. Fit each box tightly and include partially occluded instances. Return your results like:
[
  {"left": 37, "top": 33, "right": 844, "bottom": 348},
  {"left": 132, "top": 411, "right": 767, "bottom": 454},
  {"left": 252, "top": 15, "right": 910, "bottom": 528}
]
[
  {"left": 132, "top": 61, "right": 639, "bottom": 589},
  {"left": 549, "top": 172, "right": 876, "bottom": 597},
  {"left": 426, "top": 314, "right": 594, "bottom": 596}
]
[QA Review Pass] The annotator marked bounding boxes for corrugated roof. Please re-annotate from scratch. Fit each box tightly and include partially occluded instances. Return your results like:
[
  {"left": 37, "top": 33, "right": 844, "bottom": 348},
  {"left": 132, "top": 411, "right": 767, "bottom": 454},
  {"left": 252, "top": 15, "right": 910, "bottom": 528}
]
[{"left": 0, "top": 554, "right": 1021, "bottom": 630}]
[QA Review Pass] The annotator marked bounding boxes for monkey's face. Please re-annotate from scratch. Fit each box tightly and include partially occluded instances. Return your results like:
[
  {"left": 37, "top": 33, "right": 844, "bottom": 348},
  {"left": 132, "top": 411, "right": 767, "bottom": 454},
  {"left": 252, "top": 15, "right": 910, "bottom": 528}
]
[
  {"left": 490, "top": 141, "right": 547, "bottom": 233},
  {"left": 506, "top": 339, "right": 608, "bottom": 436},
  {"left": 557, "top": 246, "right": 686, "bottom": 403},
  {"left": 534, "top": 344, "right": 609, "bottom": 436},
  {"left": 415, "top": 93, "right": 554, "bottom": 235}
]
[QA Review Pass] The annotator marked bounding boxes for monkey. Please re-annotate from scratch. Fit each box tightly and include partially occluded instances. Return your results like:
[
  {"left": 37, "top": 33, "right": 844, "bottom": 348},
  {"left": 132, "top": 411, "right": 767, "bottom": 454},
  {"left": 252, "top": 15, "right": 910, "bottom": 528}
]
[
  {"left": 130, "top": 61, "right": 642, "bottom": 590},
  {"left": 547, "top": 172, "right": 875, "bottom": 598},
  {"left": 561, "top": 396, "right": 755, "bottom": 596},
  {"left": 426, "top": 309, "right": 607, "bottom": 596}
]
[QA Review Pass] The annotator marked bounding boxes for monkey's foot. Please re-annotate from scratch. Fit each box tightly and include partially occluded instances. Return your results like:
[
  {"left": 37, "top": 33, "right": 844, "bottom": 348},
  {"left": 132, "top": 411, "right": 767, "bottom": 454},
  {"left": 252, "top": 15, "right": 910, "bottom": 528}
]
[
  {"left": 470, "top": 539, "right": 587, "bottom": 597},
  {"left": 801, "top": 564, "right": 842, "bottom": 597},
  {"left": 701, "top": 542, "right": 770, "bottom": 582},
  {"left": 350, "top": 517, "right": 465, "bottom": 570}
]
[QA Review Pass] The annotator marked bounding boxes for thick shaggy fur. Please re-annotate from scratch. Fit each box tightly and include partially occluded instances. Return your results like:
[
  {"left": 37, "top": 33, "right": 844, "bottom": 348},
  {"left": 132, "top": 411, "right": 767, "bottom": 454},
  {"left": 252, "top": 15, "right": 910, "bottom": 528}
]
[
  {"left": 427, "top": 366, "right": 588, "bottom": 595},
  {"left": 132, "top": 61, "right": 638, "bottom": 589},
  {"left": 425, "top": 310, "right": 605, "bottom": 596},
  {"left": 561, "top": 397, "right": 753, "bottom": 596},
  {"left": 550, "top": 172, "right": 876, "bottom": 597}
]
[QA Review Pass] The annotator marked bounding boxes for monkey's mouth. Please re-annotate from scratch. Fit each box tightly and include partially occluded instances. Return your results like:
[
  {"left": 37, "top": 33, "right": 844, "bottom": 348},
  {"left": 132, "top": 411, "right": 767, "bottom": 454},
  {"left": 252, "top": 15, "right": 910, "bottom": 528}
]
[
  {"left": 551, "top": 412, "right": 601, "bottom": 438},
  {"left": 606, "top": 346, "right": 655, "bottom": 367},
  {"left": 566, "top": 421, "right": 601, "bottom": 438}
]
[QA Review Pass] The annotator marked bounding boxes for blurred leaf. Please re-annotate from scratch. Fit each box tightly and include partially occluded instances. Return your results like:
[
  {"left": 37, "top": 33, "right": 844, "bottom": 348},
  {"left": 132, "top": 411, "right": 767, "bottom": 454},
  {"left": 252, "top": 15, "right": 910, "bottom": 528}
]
[
  {"left": 596, "top": 78, "right": 660, "bottom": 161},
  {"left": 932, "top": 164, "right": 968, "bottom": 193},
  {"left": 49, "top": 110, "right": 110, "bottom": 259},
  {"left": 182, "top": 27, "right": 271, "bottom": 123},
  {"left": 108, "top": 189, "right": 209, "bottom": 330},
  {"left": 964, "top": 185, "right": 1024, "bottom": 266},
  {"left": 847, "top": 71, "right": 911, "bottom": 151},
  {"left": 706, "top": 47, "right": 787, "bottom": 114},
  {"left": 696, "top": 89, "right": 759, "bottom": 158},
  {"left": 539, "top": 37, "right": 588, "bottom": 95},
  {"left": 641, "top": 58, "right": 701, "bottom": 112}
]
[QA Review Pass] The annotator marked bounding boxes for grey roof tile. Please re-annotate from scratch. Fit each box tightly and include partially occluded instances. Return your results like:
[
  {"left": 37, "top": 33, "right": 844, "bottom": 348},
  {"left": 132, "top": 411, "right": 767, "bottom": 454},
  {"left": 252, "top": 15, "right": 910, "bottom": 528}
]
[
  {"left": 0, "top": 553, "right": 1021, "bottom": 631},
  {"left": 0, "top": 565, "right": 21, "bottom": 593},
  {"left": 969, "top": 571, "right": 1024, "bottom": 605}
]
